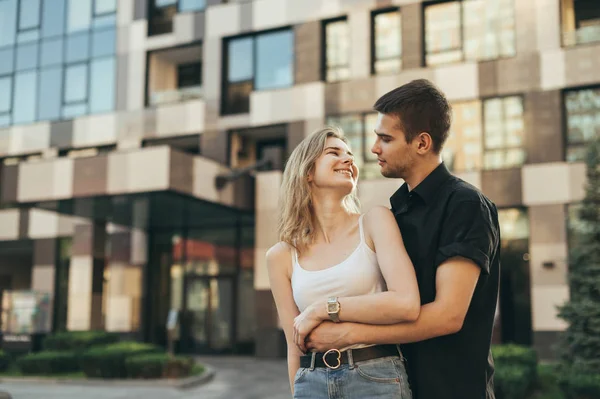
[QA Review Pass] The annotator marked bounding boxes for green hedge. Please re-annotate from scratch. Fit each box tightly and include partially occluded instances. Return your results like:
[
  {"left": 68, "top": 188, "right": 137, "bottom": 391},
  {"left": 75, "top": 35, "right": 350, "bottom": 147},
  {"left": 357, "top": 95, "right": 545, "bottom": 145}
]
[
  {"left": 15, "top": 351, "right": 79, "bottom": 375},
  {"left": 558, "top": 371, "right": 600, "bottom": 399},
  {"left": 0, "top": 350, "right": 10, "bottom": 372},
  {"left": 125, "top": 353, "right": 194, "bottom": 379},
  {"left": 493, "top": 344, "right": 538, "bottom": 399},
  {"left": 81, "top": 341, "right": 161, "bottom": 379},
  {"left": 43, "top": 331, "right": 119, "bottom": 352}
]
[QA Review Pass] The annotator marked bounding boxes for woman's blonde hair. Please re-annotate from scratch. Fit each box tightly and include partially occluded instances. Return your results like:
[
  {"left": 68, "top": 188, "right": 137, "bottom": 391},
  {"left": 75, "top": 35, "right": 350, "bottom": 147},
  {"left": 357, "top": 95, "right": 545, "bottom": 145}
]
[{"left": 278, "top": 126, "right": 360, "bottom": 251}]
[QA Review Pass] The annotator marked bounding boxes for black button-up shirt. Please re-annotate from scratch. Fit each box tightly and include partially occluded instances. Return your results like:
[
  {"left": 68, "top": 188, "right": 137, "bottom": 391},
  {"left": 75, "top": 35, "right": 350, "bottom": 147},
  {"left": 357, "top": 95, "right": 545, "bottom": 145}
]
[{"left": 390, "top": 163, "right": 500, "bottom": 399}]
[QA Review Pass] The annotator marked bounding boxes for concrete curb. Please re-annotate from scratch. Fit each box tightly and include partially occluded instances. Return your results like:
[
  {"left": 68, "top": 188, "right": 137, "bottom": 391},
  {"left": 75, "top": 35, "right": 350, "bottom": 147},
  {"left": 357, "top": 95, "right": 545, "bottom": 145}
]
[{"left": 0, "top": 365, "right": 215, "bottom": 391}]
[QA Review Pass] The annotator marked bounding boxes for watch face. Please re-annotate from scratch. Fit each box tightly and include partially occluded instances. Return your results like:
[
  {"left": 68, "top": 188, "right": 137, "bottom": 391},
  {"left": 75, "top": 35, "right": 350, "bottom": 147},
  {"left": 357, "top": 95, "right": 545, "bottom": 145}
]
[{"left": 327, "top": 302, "right": 339, "bottom": 313}]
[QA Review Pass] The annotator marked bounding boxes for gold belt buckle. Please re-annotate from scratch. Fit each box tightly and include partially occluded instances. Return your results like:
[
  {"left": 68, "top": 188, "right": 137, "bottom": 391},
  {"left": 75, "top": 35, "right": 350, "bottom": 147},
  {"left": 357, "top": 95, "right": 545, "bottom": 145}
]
[{"left": 323, "top": 349, "right": 342, "bottom": 369}]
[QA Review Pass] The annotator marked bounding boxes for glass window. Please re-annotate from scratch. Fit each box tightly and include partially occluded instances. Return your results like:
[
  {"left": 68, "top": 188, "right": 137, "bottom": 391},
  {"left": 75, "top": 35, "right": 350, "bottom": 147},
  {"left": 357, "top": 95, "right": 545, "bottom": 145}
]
[
  {"left": 38, "top": 67, "right": 63, "bottom": 120},
  {"left": 19, "top": 0, "right": 41, "bottom": 30},
  {"left": 94, "top": 0, "right": 117, "bottom": 14},
  {"left": 228, "top": 37, "right": 253, "bottom": 83},
  {"left": 66, "top": 33, "right": 90, "bottom": 63},
  {"left": 325, "top": 19, "right": 350, "bottom": 82},
  {"left": 179, "top": 0, "right": 205, "bottom": 12},
  {"left": 17, "top": 30, "right": 40, "bottom": 43},
  {"left": 89, "top": 57, "right": 115, "bottom": 113},
  {"left": 13, "top": 70, "right": 38, "bottom": 124},
  {"left": 0, "top": 47, "right": 14, "bottom": 75},
  {"left": 62, "top": 103, "right": 87, "bottom": 118},
  {"left": 92, "top": 28, "right": 115, "bottom": 58},
  {"left": 93, "top": 14, "right": 116, "bottom": 28},
  {"left": 16, "top": 42, "right": 39, "bottom": 70},
  {"left": 425, "top": 2, "right": 462, "bottom": 65},
  {"left": 255, "top": 30, "right": 293, "bottom": 90},
  {"left": 41, "top": 38, "right": 64, "bottom": 66},
  {"left": 67, "top": 0, "right": 92, "bottom": 33},
  {"left": 483, "top": 96, "right": 525, "bottom": 170},
  {"left": 443, "top": 100, "right": 483, "bottom": 172},
  {"left": 0, "top": 77, "right": 12, "bottom": 113},
  {"left": 462, "top": 0, "right": 515, "bottom": 61},
  {"left": 0, "top": 0, "right": 18, "bottom": 47},
  {"left": 64, "top": 64, "right": 88, "bottom": 103},
  {"left": 41, "top": 0, "right": 66, "bottom": 38},
  {"left": 373, "top": 9, "right": 402, "bottom": 74},
  {"left": 0, "top": 114, "right": 10, "bottom": 127},
  {"left": 565, "top": 87, "right": 600, "bottom": 162},
  {"left": 561, "top": 0, "right": 600, "bottom": 46}
]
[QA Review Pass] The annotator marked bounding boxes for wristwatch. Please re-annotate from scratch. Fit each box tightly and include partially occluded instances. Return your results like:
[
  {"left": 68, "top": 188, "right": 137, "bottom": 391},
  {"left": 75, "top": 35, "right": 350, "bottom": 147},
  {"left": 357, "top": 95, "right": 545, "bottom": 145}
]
[{"left": 327, "top": 297, "right": 341, "bottom": 323}]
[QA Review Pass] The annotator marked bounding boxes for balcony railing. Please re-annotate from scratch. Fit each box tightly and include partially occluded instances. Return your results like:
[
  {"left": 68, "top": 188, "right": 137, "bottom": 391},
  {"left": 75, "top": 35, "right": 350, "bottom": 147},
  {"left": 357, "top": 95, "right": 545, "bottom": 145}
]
[
  {"left": 563, "top": 24, "right": 600, "bottom": 46},
  {"left": 149, "top": 86, "right": 203, "bottom": 106}
]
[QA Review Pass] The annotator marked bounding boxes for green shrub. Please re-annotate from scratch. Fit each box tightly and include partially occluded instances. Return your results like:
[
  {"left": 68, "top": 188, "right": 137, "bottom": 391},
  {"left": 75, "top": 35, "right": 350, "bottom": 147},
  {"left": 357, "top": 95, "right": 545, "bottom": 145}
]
[
  {"left": 0, "top": 350, "right": 10, "bottom": 372},
  {"left": 81, "top": 341, "right": 161, "bottom": 379},
  {"left": 125, "top": 353, "right": 194, "bottom": 379},
  {"left": 43, "top": 331, "right": 119, "bottom": 352},
  {"left": 492, "top": 344, "right": 538, "bottom": 399},
  {"left": 558, "top": 371, "right": 600, "bottom": 399},
  {"left": 16, "top": 351, "right": 79, "bottom": 375}
]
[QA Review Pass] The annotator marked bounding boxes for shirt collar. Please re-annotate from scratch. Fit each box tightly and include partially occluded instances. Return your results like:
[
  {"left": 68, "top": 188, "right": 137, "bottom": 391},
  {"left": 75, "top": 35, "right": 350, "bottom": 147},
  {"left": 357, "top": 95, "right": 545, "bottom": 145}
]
[{"left": 390, "top": 162, "right": 452, "bottom": 210}]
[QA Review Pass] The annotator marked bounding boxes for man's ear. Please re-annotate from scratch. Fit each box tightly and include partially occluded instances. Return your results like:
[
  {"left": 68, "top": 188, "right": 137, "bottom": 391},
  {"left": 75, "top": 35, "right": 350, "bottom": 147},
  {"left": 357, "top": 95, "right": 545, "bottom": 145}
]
[{"left": 415, "top": 132, "right": 433, "bottom": 154}]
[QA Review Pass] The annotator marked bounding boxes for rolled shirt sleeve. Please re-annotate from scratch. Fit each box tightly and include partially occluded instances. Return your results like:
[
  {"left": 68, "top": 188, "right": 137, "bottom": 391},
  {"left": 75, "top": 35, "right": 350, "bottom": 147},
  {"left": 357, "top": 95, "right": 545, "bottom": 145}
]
[{"left": 435, "top": 199, "right": 499, "bottom": 275}]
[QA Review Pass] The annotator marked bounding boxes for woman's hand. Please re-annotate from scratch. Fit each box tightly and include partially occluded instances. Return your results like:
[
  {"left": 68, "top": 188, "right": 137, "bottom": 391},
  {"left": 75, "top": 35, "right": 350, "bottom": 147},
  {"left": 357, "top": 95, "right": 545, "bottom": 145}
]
[{"left": 293, "top": 302, "right": 326, "bottom": 353}]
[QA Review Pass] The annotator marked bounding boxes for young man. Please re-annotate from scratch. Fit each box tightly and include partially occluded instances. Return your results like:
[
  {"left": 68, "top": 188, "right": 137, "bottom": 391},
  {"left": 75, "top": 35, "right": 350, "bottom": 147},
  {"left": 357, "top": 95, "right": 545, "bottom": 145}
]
[{"left": 305, "top": 79, "right": 501, "bottom": 399}]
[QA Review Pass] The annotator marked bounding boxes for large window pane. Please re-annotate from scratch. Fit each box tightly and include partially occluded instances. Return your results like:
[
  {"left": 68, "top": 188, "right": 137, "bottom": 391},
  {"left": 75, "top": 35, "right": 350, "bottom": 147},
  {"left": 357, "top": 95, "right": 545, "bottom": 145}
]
[
  {"left": 228, "top": 37, "right": 253, "bottom": 82},
  {"left": 13, "top": 71, "right": 38, "bottom": 124},
  {"left": 42, "top": 0, "right": 66, "bottom": 38},
  {"left": 565, "top": 87, "right": 600, "bottom": 162},
  {"left": 0, "top": 0, "right": 18, "bottom": 47},
  {"left": 463, "top": 0, "right": 515, "bottom": 61},
  {"left": 93, "top": 14, "right": 116, "bottom": 28},
  {"left": 0, "top": 47, "right": 14, "bottom": 75},
  {"left": 443, "top": 100, "right": 483, "bottom": 172},
  {"left": 89, "top": 57, "right": 115, "bottom": 113},
  {"left": 66, "top": 33, "right": 90, "bottom": 63},
  {"left": 425, "top": 2, "right": 462, "bottom": 65},
  {"left": 41, "top": 38, "right": 64, "bottom": 66},
  {"left": 19, "top": 0, "right": 41, "bottom": 29},
  {"left": 179, "top": 0, "right": 205, "bottom": 12},
  {"left": 62, "top": 103, "right": 86, "bottom": 118},
  {"left": 325, "top": 19, "right": 350, "bottom": 82},
  {"left": 38, "top": 67, "right": 63, "bottom": 120},
  {"left": 0, "top": 115, "right": 10, "bottom": 127},
  {"left": 373, "top": 10, "right": 402, "bottom": 74},
  {"left": 64, "top": 64, "right": 88, "bottom": 103},
  {"left": 16, "top": 42, "right": 39, "bottom": 70},
  {"left": 94, "top": 0, "right": 116, "bottom": 14},
  {"left": 0, "top": 77, "right": 12, "bottom": 113},
  {"left": 92, "top": 28, "right": 115, "bottom": 58},
  {"left": 255, "top": 30, "right": 293, "bottom": 90},
  {"left": 67, "top": 0, "right": 92, "bottom": 32}
]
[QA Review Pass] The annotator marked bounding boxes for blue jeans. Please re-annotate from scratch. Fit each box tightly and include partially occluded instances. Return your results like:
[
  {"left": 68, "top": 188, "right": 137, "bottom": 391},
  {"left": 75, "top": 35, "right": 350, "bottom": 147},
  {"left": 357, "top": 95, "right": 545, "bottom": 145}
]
[{"left": 293, "top": 351, "right": 412, "bottom": 399}]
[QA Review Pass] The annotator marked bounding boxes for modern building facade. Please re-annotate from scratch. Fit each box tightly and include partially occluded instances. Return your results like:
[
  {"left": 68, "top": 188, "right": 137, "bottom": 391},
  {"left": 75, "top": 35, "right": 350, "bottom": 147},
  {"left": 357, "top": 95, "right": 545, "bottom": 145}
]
[{"left": 0, "top": 0, "right": 598, "bottom": 359}]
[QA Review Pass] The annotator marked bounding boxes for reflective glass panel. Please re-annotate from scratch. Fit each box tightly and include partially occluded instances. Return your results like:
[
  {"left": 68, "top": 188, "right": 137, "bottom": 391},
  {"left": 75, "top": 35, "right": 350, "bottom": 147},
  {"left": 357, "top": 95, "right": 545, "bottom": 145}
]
[
  {"left": 0, "top": 0, "right": 18, "bottom": 47},
  {"left": 89, "top": 57, "right": 115, "bottom": 113},
  {"left": 41, "top": 0, "right": 66, "bottom": 38},
  {"left": 64, "top": 63, "right": 88, "bottom": 102},
  {"left": 13, "top": 70, "right": 38, "bottom": 124},
  {"left": 38, "top": 66, "right": 63, "bottom": 120},
  {"left": 373, "top": 10, "right": 401, "bottom": 74},
  {"left": 67, "top": 0, "right": 92, "bottom": 32},
  {"left": 227, "top": 37, "right": 253, "bottom": 83},
  {"left": 255, "top": 29, "right": 293, "bottom": 90}
]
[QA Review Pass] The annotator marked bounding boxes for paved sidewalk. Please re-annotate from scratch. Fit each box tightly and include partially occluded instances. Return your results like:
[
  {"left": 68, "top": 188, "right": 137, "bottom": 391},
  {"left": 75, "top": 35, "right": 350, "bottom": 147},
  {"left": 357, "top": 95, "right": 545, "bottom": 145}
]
[{"left": 0, "top": 356, "right": 291, "bottom": 399}]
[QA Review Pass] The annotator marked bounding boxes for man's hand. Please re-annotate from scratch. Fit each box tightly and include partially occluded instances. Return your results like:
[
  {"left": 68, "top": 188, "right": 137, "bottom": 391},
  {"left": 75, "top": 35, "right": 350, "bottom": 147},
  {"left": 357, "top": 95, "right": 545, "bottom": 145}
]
[
  {"left": 293, "top": 303, "right": 324, "bottom": 352},
  {"left": 305, "top": 321, "right": 354, "bottom": 352}
]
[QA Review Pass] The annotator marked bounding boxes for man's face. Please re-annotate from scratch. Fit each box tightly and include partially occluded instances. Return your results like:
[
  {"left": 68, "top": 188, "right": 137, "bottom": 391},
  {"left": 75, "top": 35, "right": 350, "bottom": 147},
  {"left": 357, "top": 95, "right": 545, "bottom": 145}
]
[{"left": 371, "top": 113, "right": 417, "bottom": 179}]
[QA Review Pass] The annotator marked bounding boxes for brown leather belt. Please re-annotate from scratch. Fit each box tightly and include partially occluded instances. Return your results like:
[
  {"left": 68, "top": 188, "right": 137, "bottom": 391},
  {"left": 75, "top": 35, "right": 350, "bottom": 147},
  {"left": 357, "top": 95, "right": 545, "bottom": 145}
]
[{"left": 299, "top": 344, "right": 398, "bottom": 369}]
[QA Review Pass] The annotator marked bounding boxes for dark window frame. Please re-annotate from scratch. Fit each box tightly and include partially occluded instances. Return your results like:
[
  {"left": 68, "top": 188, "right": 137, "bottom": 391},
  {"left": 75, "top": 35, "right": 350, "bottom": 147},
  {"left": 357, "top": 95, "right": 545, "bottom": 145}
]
[
  {"left": 422, "top": 0, "right": 516, "bottom": 67},
  {"left": 17, "top": 0, "right": 42, "bottom": 33},
  {"left": 321, "top": 16, "right": 349, "bottom": 83},
  {"left": 370, "top": 6, "right": 402, "bottom": 75},
  {"left": 221, "top": 26, "right": 294, "bottom": 116}
]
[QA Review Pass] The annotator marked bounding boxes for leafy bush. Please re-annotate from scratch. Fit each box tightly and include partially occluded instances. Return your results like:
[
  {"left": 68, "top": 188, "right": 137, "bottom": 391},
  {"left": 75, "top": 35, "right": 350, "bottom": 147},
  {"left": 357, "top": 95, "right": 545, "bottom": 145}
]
[
  {"left": 558, "top": 371, "right": 600, "bottom": 399},
  {"left": 125, "top": 353, "right": 194, "bottom": 379},
  {"left": 15, "top": 351, "right": 79, "bottom": 375},
  {"left": 0, "top": 350, "right": 10, "bottom": 372},
  {"left": 493, "top": 344, "right": 538, "bottom": 399},
  {"left": 81, "top": 341, "right": 161, "bottom": 379},
  {"left": 43, "top": 331, "right": 119, "bottom": 353}
]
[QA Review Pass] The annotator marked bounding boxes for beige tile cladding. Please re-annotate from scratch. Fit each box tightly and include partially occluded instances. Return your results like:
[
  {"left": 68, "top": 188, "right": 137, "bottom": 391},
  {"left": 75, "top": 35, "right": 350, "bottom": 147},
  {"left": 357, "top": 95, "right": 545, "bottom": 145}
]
[
  {"left": 564, "top": 43, "right": 600, "bottom": 88},
  {"left": 481, "top": 168, "right": 523, "bottom": 208},
  {"left": 524, "top": 90, "right": 564, "bottom": 164},
  {"left": 401, "top": 2, "right": 423, "bottom": 70},
  {"left": 531, "top": 285, "right": 569, "bottom": 331},
  {"left": 522, "top": 162, "right": 586, "bottom": 206},
  {"left": 295, "top": 21, "right": 322, "bottom": 85}
]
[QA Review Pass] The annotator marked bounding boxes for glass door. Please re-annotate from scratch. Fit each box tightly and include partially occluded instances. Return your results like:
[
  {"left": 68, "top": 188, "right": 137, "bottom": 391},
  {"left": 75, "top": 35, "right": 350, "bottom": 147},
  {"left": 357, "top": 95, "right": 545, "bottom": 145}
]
[{"left": 186, "top": 276, "right": 234, "bottom": 353}]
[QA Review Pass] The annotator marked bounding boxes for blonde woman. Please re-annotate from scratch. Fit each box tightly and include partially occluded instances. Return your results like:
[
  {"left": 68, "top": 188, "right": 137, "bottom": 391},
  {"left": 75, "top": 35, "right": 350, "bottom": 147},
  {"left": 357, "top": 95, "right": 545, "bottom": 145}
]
[{"left": 266, "top": 127, "right": 419, "bottom": 399}]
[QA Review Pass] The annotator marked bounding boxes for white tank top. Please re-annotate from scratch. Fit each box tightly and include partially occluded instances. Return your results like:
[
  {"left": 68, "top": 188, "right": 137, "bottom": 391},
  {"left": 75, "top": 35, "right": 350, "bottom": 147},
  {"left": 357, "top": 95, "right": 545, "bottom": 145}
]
[{"left": 291, "top": 214, "right": 386, "bottom": 350}]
